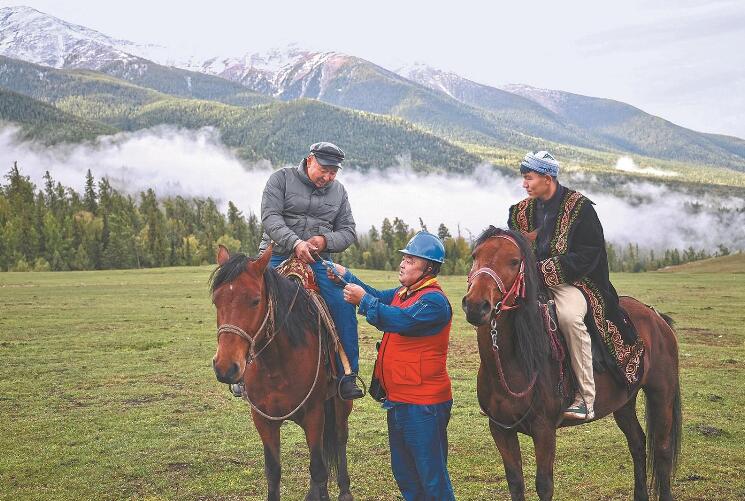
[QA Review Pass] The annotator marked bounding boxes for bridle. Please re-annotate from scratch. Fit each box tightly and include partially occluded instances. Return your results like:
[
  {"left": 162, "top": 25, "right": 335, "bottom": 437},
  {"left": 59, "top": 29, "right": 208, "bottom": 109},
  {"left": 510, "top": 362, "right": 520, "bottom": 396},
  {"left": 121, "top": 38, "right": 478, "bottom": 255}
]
[
  {"left": 467, "top": 234, "right": 538, "bottom": 429},
  {"left": 216, "top": 283, "right": 301, "bottom": 365},
  {"left": 216, "top": 281, "right": 324, "bottom": 421},
  {"left": 467, "top": 234, "right": 527, "bottom": 317}
]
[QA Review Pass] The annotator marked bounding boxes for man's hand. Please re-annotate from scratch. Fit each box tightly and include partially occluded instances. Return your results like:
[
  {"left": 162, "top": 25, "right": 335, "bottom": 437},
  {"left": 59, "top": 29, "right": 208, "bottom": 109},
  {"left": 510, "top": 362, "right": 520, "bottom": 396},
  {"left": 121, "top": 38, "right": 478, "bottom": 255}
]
[
  {"left": 327, "top": 263, "right": 347, "bottom": 283},
  {"left": 294, "top": 240, "right": 318, "bottom": 264},
  {"left": 343, "top": 284, "right": 365, "bottom": 305},
  {"left": 307, "top": 235, "right": 327, "bottom": 252},
  {"left": 522, "top": 229, "right": 539, "bottom": 244}
]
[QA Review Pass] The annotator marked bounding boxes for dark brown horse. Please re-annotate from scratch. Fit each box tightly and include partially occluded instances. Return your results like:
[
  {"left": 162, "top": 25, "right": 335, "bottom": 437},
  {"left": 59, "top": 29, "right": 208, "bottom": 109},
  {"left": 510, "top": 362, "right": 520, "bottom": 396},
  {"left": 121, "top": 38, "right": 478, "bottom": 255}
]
[
  {"left": 211, "top": 245, "right": 354, "bottom": 501},
  {"left": 462, "top": 227, "right": 682, "bottom": 501}
]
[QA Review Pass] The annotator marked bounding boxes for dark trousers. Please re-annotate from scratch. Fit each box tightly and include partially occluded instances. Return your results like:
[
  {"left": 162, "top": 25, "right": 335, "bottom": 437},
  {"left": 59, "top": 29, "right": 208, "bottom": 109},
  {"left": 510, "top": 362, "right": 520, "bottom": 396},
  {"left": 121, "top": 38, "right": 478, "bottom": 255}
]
[
  {"left": 269, "top": 255, "right": 359, "bottom": 373},
  {"left": 387, "top": 400, "right": 456, "bottom": 501}
]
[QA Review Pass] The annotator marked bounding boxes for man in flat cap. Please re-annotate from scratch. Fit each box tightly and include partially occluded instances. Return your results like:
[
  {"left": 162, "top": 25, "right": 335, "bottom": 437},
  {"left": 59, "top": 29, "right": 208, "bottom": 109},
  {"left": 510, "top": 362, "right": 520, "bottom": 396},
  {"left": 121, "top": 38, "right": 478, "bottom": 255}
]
[
  {"left": 249, "top": 142, "right": 363, "bottom": 399},
  {"left": 507, "top": 151, "right": 643, "bottom": 421}
]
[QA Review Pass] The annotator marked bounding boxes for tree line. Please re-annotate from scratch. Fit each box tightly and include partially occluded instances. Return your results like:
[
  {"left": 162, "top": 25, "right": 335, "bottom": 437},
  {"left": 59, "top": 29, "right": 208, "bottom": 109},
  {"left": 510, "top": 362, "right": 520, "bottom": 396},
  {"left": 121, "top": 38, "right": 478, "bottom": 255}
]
[{"left": 0, "top": 164, "right": 730, "bottom": 274}]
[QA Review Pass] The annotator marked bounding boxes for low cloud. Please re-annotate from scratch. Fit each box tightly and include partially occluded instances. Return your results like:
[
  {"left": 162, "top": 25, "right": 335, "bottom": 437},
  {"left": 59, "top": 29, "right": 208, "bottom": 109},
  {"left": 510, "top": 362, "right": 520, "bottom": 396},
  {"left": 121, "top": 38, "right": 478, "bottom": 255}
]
[
  {"left": 1, "top": 126, "right": 742, "bottom": 252},
  {"left": 615, "top": 156, "right": 678, "bottom": 177}
]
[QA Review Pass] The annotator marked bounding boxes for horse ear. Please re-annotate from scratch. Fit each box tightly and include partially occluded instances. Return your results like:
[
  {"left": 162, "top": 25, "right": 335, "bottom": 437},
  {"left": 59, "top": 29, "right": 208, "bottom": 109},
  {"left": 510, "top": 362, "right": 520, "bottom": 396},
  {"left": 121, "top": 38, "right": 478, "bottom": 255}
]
[
  {"left": 252, "top": 244, "right": 273, "bottom": 273},
  {"left": 216, "top": 244, "right": 230, "bottom": 265}
]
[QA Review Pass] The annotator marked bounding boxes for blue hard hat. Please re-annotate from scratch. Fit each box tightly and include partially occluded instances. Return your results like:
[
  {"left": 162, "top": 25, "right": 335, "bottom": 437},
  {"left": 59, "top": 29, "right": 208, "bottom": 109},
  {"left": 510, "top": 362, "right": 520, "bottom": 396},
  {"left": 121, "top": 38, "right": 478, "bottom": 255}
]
[{"left": 399, "top": 231, "right": 446, "bottom": 263}]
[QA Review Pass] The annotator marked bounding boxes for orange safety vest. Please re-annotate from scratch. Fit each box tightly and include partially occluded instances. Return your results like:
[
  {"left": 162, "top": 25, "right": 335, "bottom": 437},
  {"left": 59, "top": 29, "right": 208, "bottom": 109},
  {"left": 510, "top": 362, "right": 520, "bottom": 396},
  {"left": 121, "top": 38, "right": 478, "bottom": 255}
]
[{"left": 374, "top": 284, "right": 452, "bottom": 405}]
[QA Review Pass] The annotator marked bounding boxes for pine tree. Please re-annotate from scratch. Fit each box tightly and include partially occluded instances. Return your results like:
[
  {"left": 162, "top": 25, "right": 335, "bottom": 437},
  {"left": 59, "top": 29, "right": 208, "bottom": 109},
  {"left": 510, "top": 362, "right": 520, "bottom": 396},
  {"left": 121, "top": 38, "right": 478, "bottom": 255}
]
[
  {"left": 83, "top": 169, "right": 97, "bottom": 214},
  {"left": 437, "top": 223, "right": 452, "bottom": 241}
]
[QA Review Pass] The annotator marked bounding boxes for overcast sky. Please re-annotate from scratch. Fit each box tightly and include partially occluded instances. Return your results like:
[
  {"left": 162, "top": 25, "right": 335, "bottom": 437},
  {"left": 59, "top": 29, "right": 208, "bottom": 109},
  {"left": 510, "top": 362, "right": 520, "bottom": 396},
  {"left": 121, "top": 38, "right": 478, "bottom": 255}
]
[{"left": 3, "top": 0, "right": 744, "bottom": 139}]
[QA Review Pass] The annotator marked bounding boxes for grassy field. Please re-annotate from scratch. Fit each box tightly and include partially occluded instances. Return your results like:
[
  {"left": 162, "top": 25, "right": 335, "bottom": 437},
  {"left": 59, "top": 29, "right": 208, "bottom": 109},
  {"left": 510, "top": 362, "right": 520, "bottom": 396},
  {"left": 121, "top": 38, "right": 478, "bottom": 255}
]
[{"left": 1, "top": 262, "right": 743, "bottom": 500}]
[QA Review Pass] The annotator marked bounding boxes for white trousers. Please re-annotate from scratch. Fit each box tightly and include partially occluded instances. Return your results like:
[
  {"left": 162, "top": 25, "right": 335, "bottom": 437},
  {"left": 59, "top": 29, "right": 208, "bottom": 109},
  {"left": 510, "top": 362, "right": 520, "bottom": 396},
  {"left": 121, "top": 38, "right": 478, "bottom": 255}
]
[{"left": 550, "top": 284, "right": 596, "bottom": 407}]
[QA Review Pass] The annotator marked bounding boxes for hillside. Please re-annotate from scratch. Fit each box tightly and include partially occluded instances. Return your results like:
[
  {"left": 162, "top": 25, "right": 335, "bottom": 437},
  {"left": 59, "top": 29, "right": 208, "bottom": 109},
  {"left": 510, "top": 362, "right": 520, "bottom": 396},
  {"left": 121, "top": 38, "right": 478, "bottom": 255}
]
[
  {"left": 128, "top": 98, "right": 481, "bottom": 170},
  {"left": 503, "top": 85, "right": 745, "bottom": 172},
  {"left": 4, "top": 7, "right": 745, "bottom": 173},
  {"left": 657, "top": 252, "right": 745, "bottom": 273},
  {"left": 0, "top": 87, "right": 115, "bottom": 142},
  {"left": 0, "top": 56, "right": 480, "bottom": 171}
]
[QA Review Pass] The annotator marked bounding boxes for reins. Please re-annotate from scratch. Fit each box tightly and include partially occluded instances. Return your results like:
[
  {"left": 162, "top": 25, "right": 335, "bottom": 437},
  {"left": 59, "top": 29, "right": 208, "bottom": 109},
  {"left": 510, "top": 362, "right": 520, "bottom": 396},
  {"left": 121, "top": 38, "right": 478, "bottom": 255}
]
[{"left": 469, "top": 233, "right": 539, "bottom": 428}]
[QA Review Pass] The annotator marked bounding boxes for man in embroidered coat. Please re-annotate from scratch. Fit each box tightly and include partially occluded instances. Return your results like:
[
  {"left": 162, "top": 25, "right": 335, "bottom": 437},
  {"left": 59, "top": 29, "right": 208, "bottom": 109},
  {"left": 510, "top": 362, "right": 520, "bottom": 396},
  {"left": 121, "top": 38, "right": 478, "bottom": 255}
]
[{"left": 508, "top": 151, "right": 643, "bottom": 420}]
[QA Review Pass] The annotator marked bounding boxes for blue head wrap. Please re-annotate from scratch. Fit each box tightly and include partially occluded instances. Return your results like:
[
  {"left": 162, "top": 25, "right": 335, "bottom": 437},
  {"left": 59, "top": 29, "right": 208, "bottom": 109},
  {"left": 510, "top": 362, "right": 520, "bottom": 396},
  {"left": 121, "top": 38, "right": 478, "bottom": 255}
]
[{"left": 520, "top": 151, "right": 559, "bottom": 177}]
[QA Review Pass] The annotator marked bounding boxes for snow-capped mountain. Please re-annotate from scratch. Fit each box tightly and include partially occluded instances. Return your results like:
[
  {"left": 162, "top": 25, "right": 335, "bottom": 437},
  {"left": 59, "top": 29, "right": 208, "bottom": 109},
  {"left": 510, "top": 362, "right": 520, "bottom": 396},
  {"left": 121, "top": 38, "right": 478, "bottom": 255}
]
[
  {"left": 0, "top": 5, "right": 151, "bottom": 70},
  {"left": 397, "top": 63, "right": 553, "bottom": 115},
  {"left": 0, "top": 6, "right": 267, "bottom": 101},
  {"left": 3, "top": 5, "right": 745, "bottom": 170},
  {"left": 500, "top": 84, "right": 573, "bottom": 115},
  {"left": 177, "top": 47, "right": 373, "bottom": 100}
]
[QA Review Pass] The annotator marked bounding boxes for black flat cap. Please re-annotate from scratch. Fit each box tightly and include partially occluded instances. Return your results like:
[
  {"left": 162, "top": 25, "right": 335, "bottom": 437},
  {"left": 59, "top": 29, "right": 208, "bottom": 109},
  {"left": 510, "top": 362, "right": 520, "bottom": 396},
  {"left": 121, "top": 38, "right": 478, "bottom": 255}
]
[{"left": 309, "top": 142, "right": 345, "bottom": 168}]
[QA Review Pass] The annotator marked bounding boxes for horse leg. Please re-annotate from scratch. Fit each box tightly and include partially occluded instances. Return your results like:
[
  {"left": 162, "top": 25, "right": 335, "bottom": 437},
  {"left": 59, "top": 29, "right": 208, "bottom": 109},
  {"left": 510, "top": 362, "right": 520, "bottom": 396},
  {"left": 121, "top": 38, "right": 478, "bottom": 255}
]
[
  {"left": 489, "top": 423, "right": 526, "bottom": 501},
  {"left": 336, "top": 400, "right": 354, "bottom": 501},
  {"left": 302, "top": 404, "right": 331, "bottom": 501},
  {"left": 613, "top": 396, "right": 649, "bottom": 501},
  {"left": 254, "top": 417, "right": 282, "bottom": 501},
  {"left": 531, "top": 424, "right": 556, "bottom": 501}
]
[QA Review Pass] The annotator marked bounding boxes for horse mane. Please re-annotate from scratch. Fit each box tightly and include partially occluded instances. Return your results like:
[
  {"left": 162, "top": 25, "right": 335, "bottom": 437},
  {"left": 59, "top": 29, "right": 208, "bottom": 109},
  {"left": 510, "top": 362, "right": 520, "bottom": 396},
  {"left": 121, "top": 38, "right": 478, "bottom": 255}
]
[
  {"left": 475, "top": 226, "right": 549, "bottom": 378},
  {"left": 209, "top": 253, "right": 319, "bottom": 347}
]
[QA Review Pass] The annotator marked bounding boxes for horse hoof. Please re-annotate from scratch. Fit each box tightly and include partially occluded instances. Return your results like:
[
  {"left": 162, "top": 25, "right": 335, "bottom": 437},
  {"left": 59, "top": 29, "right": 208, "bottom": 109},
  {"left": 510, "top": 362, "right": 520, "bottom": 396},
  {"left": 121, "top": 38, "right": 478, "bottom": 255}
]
[
  {"left": 338, "top": 493, "right": 354, "bottom": 501},
  {"left": 304, "top": 485, "right": 330, "bottom": 501}
]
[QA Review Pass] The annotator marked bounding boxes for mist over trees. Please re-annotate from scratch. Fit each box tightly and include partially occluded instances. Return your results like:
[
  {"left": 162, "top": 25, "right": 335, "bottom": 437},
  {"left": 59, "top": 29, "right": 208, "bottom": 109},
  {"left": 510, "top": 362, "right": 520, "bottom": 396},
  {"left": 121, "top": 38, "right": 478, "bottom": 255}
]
[{"left": 0, "top": 164, "right": 731, "bottom": 273}]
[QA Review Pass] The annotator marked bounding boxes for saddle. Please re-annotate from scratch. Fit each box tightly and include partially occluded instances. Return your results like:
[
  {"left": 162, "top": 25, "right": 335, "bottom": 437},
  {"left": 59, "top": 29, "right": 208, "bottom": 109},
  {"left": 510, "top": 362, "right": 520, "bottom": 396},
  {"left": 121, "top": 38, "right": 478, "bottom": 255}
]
[
  {"left": 537, "top": 290, "right": 644, "bottom": 401},
  {"left": 275, "top": 257, "right": 352, "bottom": 399},
  {"left": 275, "top": 257, "right": 320, "bottom": 293}
]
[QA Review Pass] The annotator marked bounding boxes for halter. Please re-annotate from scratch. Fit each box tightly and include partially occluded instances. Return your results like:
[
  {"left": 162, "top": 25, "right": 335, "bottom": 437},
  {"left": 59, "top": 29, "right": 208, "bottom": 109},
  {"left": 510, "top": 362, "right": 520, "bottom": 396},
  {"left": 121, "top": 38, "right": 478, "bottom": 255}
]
[
  {"left": 216, "top": 282, "right": 326, "bottom": 421},
  {"left": 467, "top": 235, "right": 527, "bottom": 314},
  {"left": 468, "top": 234, "right": 538, "bottom": 428},
  {"left": 216, "top": 283, "right": 301, "bottom": 365}
]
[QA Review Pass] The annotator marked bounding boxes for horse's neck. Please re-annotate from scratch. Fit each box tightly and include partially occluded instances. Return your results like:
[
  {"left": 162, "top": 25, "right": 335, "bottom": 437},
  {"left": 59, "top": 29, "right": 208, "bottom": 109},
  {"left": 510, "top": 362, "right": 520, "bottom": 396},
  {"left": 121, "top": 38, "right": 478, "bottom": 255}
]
[
  {"left": 253, "top": 329, "right": 301, "bottom": 374},
  {"left": 477, "top": 316, "right": 518, "bottom": 367}
]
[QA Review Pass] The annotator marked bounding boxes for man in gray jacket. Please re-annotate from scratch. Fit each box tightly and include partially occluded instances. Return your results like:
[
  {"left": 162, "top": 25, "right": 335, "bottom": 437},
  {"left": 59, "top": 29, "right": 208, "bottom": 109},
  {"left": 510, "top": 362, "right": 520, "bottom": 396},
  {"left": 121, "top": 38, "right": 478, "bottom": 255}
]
[{"left": 257, "top": 142, "right": 363, "bottom": 399}]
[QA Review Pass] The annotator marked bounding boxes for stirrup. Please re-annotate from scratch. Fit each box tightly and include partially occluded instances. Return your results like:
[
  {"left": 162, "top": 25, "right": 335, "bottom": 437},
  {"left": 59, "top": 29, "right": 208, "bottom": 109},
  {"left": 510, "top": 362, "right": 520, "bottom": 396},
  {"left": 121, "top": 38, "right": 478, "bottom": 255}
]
[{"left": 337, "top": 374, "right": 367, "bottom": 400}]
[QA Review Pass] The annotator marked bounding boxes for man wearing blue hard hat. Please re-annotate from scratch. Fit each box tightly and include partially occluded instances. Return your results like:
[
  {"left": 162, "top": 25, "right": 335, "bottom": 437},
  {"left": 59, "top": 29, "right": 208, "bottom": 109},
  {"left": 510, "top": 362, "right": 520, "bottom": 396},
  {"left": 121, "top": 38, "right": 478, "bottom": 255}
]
[{"left": 328, "top": 231, "right": 456, "bottom": 501}]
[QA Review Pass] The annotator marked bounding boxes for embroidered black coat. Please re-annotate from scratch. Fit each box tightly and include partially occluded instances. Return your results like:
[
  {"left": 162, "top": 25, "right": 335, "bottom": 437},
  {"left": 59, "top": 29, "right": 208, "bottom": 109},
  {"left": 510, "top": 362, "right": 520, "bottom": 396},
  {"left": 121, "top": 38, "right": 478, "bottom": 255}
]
[{"left": 508, "top": 188, "right": 644, "bottom": 387}]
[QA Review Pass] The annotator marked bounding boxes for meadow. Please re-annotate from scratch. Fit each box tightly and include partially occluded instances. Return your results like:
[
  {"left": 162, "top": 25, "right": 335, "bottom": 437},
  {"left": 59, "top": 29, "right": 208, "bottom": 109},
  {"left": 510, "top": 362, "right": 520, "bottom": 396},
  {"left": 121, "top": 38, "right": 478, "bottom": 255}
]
[{"left": 1, "top": 258, "right": 743, "bottom": 500}]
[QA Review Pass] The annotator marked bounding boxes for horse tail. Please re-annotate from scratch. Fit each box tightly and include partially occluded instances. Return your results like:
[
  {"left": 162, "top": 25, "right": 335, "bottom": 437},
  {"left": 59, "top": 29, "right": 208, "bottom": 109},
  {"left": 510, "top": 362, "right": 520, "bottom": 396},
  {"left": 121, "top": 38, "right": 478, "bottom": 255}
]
[
  {"left": 323, "top": 397, "right": 339, "bottom": 477},
  {"left": 657, "top": 310, "right": 675, "bottom": 328},
  {"left": 645, "top": 381, "right": 682, "bottom": 496},
  {"left": 646, "top": 311, "right": 682, "bottom": 496}
]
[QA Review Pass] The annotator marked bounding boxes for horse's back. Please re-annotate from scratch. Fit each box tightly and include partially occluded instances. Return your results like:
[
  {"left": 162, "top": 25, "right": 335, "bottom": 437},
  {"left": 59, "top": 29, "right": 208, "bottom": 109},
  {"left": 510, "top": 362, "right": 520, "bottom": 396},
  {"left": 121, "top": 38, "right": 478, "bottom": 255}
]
[{"left": 619, "top": 296, "right": 679, "bottom": 387}]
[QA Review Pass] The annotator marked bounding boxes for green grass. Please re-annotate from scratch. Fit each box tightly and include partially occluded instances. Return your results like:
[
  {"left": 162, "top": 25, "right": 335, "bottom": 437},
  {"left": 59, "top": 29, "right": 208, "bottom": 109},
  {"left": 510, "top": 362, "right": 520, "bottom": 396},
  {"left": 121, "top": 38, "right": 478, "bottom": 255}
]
[{"left": 0, "top": 266, "right": 743, "bottom": 500}]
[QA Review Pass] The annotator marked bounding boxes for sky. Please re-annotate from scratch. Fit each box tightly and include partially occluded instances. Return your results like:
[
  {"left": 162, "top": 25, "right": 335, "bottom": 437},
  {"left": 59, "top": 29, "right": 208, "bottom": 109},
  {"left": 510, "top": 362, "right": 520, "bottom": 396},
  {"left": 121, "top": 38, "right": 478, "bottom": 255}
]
[{"left": 1, "top": 0, "right": 744, "bottom": 139}]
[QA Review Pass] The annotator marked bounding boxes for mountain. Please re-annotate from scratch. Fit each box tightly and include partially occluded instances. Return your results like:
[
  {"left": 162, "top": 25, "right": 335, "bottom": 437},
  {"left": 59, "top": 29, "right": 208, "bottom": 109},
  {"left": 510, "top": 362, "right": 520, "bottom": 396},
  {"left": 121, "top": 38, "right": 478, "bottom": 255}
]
[
  {"left": 2, "top": 6, "right": 745, "bottom": 174},
  {"left": 178, "top": 47, "right": 542, "bottom": 148},
  {"left": 396, "top": 63, "right": 602, "bottom": 149},
  {"left": 0, "top": 55, "right": 480, "bottom": 171},
  {"left": 175, "top": 49, "right": 745, "bottom": 171},
  {"left": 502, "top": 84, "right": 745, "bottom": 171},
  {"left": 0, "top": 6, "right": 272, "bottom": 107}
]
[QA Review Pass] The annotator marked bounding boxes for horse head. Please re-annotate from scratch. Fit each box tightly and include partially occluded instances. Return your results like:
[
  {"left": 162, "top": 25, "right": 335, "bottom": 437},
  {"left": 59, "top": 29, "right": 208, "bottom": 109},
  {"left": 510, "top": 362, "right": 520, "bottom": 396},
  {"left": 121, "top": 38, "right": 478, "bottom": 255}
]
[
  {"left": 462, "top": 226, "right": 526, "bottom": 327},
  {"left": 210, "top": 244, "right": 273, "bottom": 384}
]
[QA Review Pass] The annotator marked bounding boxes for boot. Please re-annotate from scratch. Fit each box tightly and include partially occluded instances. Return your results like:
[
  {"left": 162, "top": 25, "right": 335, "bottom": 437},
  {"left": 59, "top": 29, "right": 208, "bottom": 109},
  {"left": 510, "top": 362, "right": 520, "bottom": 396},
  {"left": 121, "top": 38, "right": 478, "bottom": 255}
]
[
  {"left": 229, "top": 382, "right": 244, "bottom": 398},
  {"left": 338, "top": 374, "right": 364, "bottom": 400},
  {"left": 563, "top": 394, "right": 595, "bottom": 420}
]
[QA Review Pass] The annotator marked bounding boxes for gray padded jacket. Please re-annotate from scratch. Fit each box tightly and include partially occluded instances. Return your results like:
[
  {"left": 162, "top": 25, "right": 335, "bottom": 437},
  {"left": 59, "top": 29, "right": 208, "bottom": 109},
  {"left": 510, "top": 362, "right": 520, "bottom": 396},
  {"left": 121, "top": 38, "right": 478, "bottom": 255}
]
[{"left": 259, "top": 160, "right": 357, "bottom": 257}]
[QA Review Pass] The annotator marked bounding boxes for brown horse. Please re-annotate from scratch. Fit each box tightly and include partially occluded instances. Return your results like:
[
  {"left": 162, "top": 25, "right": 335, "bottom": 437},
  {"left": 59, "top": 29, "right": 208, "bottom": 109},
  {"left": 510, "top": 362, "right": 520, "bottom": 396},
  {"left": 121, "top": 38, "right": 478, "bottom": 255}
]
[
  {"left": 211, "top": 245, "right": 354, "bottom": 501},
  {"left": 462, "top": 227, "right": 682, "bottom": 501}
]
